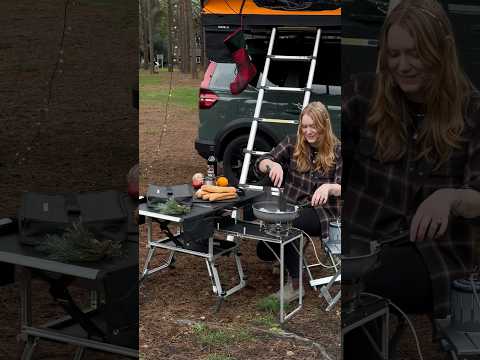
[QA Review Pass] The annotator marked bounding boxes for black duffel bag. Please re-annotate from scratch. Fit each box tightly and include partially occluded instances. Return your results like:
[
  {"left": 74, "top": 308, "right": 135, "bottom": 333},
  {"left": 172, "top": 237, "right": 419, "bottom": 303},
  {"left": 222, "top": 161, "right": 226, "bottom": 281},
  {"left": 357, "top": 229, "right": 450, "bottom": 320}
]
[{"left": 18, "top": 190, "right": 129, "bottom": 246}]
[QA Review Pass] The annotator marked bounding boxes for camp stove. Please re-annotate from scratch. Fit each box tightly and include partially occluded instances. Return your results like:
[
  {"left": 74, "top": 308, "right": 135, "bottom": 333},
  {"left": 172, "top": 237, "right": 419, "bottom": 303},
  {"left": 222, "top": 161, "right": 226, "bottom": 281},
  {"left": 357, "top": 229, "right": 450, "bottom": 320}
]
[
  {"left": 252, "top": 200, "right": 299, "bottom": 238},
  {"left": 259, "top": 220, "right": 294, "bottom": 238},
  {"left": 436, "top": 269, "right": 480, "bottom": 359}
]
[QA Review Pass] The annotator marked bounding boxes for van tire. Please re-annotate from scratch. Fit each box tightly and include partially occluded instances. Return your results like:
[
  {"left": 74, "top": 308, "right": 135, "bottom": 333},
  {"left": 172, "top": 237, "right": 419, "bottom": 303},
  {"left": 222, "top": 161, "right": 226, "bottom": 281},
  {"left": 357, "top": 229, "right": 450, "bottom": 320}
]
[{"left": 223, "top": 134, "right": 272, "bottom": 185}]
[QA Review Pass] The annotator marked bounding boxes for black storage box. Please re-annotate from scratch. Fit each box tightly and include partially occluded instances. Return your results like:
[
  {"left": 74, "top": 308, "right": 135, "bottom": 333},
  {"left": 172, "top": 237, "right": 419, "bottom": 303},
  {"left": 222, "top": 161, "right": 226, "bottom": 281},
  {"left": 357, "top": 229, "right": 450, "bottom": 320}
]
[
  {"left": 146, "top": 184, "right": 193, "bottom": 207},
  {"left": 18, "top": 191, "right": 129, "bottom": 246}
]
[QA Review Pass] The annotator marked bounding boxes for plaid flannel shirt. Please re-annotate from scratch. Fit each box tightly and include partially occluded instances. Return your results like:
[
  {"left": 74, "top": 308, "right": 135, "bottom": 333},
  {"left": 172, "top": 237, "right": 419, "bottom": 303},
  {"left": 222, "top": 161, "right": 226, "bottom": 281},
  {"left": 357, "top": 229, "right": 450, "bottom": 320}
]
[
  {"left": 342, "top": 86, "right": 480, "bottom": 317},
  {"left": 256, "top": 135, "right": 342, "bottom": 239}
]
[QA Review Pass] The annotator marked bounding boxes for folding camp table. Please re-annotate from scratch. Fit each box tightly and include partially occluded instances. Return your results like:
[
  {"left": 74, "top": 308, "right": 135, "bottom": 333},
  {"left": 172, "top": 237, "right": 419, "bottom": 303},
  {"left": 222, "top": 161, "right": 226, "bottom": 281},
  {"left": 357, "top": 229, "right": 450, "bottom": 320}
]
[
  {"left": 139, "top": 190, "right": 262, "bottom": 302},
  {"left": 139, "top": 188, "right": 304, "bottom": 323},
  {"left": 216, "top": 220, "right": 304, "bottom": 323},
  {"left": 0, "top": 234, "right": 139, "bottom": 360}
]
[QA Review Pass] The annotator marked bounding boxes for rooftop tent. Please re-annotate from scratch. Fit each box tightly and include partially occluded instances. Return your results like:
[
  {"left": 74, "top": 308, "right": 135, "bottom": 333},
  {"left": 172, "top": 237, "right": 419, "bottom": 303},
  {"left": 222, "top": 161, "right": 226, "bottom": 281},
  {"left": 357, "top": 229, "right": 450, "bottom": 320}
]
[
  {"left": 201, "top": 0, "right": 341, "bottom": 62},
  {"left": 202, "top": 0, "right": 341, "bottom": 25}
]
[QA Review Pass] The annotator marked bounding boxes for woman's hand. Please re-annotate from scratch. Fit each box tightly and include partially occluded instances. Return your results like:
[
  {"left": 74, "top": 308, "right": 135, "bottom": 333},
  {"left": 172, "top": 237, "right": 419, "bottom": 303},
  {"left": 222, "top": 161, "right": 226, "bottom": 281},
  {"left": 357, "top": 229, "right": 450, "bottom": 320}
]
[
  {"left": 268, "top": 162, "right": 284, "bottom": 187},
  {"left": 410, "top": 189, "right": 455, "bottom": 242},
  {"left": 312, "top": 184, "right": 331, "bottom": 206}
]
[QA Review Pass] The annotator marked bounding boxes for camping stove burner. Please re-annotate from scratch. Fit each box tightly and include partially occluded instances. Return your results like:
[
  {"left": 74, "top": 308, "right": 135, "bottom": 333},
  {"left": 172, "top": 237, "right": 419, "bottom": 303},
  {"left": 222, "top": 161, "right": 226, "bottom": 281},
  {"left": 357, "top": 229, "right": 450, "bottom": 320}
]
[{"left": 260, "top": 221, "right": 292, "bottom": 237}]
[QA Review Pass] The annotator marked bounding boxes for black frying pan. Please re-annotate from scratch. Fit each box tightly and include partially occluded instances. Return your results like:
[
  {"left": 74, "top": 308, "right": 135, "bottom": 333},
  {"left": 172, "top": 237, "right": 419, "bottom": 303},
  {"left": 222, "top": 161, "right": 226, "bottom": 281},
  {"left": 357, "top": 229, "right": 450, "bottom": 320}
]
[{"left": 342, "top": 232, "right": 409, "bottom": 282}]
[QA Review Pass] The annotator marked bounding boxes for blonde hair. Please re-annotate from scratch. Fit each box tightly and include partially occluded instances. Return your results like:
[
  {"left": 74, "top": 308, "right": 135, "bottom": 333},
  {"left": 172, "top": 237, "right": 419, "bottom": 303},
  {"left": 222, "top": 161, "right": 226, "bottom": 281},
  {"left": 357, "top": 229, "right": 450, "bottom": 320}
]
[
  {"left": 368, "top": 0, "right": 473, "bottom": 165},
  {"left": 294, "top": 102, "right": 339, "bottom": 173}
]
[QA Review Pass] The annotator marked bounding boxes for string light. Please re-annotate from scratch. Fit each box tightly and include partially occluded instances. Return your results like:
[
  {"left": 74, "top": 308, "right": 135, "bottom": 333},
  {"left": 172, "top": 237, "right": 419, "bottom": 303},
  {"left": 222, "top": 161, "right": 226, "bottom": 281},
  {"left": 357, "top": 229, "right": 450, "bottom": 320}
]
[{"left": 14, "top": 0, "right": 72, "bottom": 165}]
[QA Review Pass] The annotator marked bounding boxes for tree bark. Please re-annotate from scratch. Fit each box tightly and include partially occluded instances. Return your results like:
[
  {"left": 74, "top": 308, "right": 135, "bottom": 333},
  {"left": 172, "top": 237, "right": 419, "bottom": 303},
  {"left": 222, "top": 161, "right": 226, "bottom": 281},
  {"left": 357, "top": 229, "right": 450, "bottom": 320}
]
[
  {"left": 167, "top": 0, "right": 174, "bottom": 72},
  {"left": 178, "top": 0, "right": 188, "bottom": 73},
  {"left": 139, "top": 0, "right": 144, "bottom": 66},
  {"left": 140, "top": 0, "right": 149, "bottom": 69},
  {"left": 184, "top": 0, "right": 197, "bottom": 79},
  {"left": 146, "top": 0, "right": 154, "bottom": 73}
]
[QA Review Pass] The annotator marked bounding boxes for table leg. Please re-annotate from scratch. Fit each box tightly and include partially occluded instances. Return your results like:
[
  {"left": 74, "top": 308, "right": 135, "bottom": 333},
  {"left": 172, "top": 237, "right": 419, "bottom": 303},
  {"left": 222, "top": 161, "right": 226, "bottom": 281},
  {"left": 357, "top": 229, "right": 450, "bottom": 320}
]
[
  {"left": 299, "top": 235, "right": 303, "bottom": 308},
  {"left": 146, "top": 216, "right": 152, "bottom": 248},
  {"left": 19, "top": 266, "right": 32, "bottom": 329},
  {"left": 20, "top": 336, "right": 37, "bottom": 360},
  {"left": 279, "top": 242, "right": 285, "bottom": 323},
  {"left": 382, "top": 308, "right": 389, "bottom": 359},
  {"left": 210, "top": 261, "right": 224, "bottom": 296},
  {"left": 19, "top": 266, "right": 38, "bottom": 360},
  {"left": 214, "top": 297, "right": 224, "bottom": 314},
  {"left": 205, "top": 259, "right": 218, "bottom": 295},
  {"left": 141, "top": 246, "right": 157, "bottom": 279},
  {"left": 73, "top": 346, "right": 85, "bottom": 360},
  {"left": 205, "top": 246, "right": 246, "bottom": 308},
  {"left": 234, "top": 251, "right": 246, "bottom": 285},
  {"left": 281, "top": 236, "right": 304, "bottom": 323}
]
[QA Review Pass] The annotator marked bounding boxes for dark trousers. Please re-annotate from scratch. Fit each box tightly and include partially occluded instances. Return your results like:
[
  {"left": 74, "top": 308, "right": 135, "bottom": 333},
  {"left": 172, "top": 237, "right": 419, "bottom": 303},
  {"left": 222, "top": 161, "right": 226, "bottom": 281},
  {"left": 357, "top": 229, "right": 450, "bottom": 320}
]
[
  {"left": 256, "top": 207, "right": 322, "bottom": 279},
  {"left": 343, "top": 242, "right": 433, "bottom": 359}
]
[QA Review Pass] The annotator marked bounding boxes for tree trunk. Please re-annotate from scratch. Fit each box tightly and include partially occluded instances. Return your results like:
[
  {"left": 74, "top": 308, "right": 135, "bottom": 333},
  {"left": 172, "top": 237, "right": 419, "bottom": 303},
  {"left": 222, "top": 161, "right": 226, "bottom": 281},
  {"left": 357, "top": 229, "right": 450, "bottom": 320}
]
[
  {"left": 146, "top": 0, "right": 154, "bottom": 73},
  {"left": 201, "top": 25, "right": 207, "bottom": 70},
  {"left": 178, "top": 0, "right": 188, "bottom": 73},
  {"left": 139, "top": 0, "right": 144, "bottom": 67},
  {"left": 140, "top": 0, "right": 149, "bottom": 69},
  {"left": 167, "top": 0, "right": 174, "bottom": 72},
  {"left": 184, "top": 0, "right": 197, "bottom": 79}
]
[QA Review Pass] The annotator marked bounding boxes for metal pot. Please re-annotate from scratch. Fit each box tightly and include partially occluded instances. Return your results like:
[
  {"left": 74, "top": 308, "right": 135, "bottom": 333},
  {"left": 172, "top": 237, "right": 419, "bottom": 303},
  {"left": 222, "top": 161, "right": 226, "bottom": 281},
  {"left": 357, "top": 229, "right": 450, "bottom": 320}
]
[
  {"left": 328, "top": 219, "right": 341, "bottom": 244},
  {"left": 252, "top": 201, "right": 299, "bottom": 223}
]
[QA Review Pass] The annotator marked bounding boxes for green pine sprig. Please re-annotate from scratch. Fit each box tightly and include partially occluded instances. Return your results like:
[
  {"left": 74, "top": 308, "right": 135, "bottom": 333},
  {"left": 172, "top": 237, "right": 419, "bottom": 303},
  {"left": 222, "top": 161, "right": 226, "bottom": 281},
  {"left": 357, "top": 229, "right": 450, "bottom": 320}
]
[{"left": 36, "top": 221, "right": 123, "bottom": 263}]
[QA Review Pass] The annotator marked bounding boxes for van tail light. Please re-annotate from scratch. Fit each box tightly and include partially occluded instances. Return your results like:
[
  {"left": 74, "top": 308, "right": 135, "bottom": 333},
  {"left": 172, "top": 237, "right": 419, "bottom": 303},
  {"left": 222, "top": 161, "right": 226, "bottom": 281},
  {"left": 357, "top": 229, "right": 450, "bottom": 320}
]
[
  {"left": 199, "top": 89, "right": 218, "bottom": 109},
  {"left": 199, "top": 61, "right": 218, "bottom": 109}
]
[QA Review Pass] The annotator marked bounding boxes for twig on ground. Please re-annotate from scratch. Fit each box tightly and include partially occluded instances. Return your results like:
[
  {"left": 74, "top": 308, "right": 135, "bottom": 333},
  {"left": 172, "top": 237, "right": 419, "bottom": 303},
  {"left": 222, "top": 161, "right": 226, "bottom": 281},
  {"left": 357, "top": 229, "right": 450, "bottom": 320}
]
[
  {"left": 249, "top": 326, "right": 333, "bottom": 360},
  {"left": 173, "top": 319, "right": 335, "bottom": 360}
]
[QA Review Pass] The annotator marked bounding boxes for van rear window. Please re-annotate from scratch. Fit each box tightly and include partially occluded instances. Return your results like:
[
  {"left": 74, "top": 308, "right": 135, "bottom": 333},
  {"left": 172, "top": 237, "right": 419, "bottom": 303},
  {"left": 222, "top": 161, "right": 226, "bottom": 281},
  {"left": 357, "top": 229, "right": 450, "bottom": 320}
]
[{"left": 210, "top": 63, "right": 236, "bottom": 90}]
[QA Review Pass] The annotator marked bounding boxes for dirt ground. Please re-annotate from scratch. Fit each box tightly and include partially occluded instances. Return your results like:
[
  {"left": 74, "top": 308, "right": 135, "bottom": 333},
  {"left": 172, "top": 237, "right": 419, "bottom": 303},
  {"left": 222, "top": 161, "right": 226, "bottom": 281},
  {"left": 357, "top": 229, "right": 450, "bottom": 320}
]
[
  {"left": 0, "top": 1, "right": 137, "bottom": 359},
  {"left": 139, "top": 70, "right": 341, "bottom": 360}
]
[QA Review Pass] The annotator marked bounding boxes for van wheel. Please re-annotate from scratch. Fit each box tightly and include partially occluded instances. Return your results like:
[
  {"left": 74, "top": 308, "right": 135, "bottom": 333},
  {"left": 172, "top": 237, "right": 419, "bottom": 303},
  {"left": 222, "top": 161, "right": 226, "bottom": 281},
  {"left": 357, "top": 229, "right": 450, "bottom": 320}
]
[{"left": 223, "top": 134, "right": 272, "bottom": 185}]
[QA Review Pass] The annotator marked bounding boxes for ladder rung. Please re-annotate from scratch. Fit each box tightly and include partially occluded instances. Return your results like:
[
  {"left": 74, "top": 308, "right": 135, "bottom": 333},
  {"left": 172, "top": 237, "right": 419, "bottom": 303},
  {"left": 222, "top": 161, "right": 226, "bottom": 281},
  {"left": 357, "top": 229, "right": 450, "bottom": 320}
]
[
  {"left": 256, "top": 118, "right": 299, "bottom": 125},
  {"left": 275, "top": 26, "right": 319, "bottom": 32},
  {"left": 267, "top": 55, "right": 314, "bottom": 61},
  {"left": 262, "top": 86, "right": 307, "bottom": 92},
  {"left": 327, "top": 105, "right": 341, "bottom": 111},
  {"left": 243, "top": 149, "right": 268, "bottom": 156}
]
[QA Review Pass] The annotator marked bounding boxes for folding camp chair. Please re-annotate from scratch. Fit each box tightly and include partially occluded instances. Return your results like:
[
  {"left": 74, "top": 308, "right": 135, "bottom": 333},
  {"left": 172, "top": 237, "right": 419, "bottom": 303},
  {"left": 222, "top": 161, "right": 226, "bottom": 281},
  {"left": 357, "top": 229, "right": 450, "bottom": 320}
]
[{"left": 305, "top": 228, "right": 341, "bottom": 311}]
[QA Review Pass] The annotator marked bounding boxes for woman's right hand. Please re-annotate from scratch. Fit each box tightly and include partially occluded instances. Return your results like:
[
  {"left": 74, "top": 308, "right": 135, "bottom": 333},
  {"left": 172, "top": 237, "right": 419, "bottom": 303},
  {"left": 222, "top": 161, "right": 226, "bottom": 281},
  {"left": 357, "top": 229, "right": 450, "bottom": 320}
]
[{"left": 268, "top": 162, "right": 284, "bottom": 187}]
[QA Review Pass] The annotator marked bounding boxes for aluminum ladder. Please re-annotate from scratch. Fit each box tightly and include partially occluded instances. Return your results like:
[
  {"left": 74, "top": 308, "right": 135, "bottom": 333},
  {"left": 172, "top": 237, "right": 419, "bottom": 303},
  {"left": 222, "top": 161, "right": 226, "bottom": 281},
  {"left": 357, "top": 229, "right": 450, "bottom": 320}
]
[{"left": 238, "top": 27, "right": 322, "bottom": 185}]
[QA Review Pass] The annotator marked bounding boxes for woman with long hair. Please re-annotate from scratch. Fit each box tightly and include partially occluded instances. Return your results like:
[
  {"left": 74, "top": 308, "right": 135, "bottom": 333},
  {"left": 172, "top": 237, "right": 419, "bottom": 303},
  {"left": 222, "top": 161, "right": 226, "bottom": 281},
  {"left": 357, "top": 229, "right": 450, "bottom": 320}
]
[
  {"left": 342, "top": 0, "right": 480, "bottom": 357},
  {"left": 256, "top": 101, "right": 342, "bottom": 301}
]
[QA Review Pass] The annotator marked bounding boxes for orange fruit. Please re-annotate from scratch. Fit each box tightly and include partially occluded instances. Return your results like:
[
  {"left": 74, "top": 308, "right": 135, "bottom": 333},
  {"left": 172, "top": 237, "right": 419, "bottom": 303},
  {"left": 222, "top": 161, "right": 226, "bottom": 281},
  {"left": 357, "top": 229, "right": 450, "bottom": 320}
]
[{"left": 216, "top": 176, "right": 229, "bottom": 187}]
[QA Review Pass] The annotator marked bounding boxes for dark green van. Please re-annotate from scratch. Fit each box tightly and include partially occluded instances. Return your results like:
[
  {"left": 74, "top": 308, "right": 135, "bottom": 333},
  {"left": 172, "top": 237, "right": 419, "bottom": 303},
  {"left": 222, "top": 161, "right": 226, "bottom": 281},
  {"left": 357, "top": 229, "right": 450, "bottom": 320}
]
[{"left": 195, "top": 28, "right": 341, "bottom": 184}]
